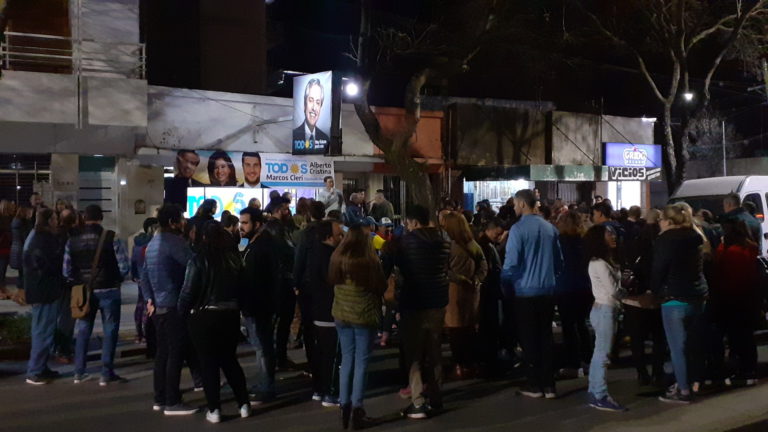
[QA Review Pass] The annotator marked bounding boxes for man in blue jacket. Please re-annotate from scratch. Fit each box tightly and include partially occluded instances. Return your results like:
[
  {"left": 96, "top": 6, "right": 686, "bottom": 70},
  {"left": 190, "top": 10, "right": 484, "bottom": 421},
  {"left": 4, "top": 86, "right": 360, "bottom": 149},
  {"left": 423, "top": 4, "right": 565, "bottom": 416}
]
[
  {"left": 502, "top": 189, "right": 563, "bottom": 399},
  {"left": 141, "top": 204, "right": 197, "bottom": 416}
]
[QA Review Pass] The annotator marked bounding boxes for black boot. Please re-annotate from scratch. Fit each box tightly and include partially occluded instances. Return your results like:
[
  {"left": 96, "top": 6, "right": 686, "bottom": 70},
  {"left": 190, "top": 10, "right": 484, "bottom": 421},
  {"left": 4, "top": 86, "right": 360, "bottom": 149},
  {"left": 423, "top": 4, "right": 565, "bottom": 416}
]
[
  {"left": 341, "top": 404, "right": 351, "bottom": 430},
  {"left": 352, "top": 407, "right": 375, "bottom": 430}
]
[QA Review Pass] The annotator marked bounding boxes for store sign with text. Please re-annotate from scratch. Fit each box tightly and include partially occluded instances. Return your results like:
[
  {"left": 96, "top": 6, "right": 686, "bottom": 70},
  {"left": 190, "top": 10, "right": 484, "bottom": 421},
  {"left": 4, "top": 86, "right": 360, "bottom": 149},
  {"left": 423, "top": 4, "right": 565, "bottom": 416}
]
[
  {"left": 608, "top": 166, "right": 662, "bottom": 181},
  {"left": 604, "top": 143, "right": 662, "bottom": 169},
  {"left": 260, "top": 153, "right": 333, "bottom": 188}
]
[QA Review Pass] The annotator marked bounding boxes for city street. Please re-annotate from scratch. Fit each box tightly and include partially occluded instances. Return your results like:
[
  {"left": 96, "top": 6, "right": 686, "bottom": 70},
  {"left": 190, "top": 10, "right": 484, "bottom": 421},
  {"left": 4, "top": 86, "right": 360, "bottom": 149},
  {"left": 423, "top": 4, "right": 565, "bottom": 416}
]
[{"left": 1, "top": 283, "right": 767, "bottom": 432}]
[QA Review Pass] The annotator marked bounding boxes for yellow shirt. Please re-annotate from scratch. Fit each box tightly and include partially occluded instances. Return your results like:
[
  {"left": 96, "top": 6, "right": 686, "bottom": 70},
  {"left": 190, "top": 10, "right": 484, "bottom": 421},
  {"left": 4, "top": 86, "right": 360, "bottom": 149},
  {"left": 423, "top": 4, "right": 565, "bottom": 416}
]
[{"left": 372, "top": 234, "right": 386, "bottom": 251}]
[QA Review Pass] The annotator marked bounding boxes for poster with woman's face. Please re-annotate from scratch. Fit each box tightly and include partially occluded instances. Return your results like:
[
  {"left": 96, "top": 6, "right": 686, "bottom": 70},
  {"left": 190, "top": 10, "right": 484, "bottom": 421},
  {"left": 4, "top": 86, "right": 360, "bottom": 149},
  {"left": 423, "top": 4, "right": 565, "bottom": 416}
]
[{"left": 176, "top": 150, "right": 261, "bottom": 188}]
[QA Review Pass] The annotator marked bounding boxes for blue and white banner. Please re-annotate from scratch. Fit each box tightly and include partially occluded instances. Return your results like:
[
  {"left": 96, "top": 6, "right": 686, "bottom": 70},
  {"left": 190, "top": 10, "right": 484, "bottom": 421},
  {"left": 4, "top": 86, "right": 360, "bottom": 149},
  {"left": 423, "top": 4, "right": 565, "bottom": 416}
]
[
  {"left": 604, "top": 143, "right": 662, "bottom": 169},
  {"left": 260, "top": 153, "right": 334, "bottom": 188}
]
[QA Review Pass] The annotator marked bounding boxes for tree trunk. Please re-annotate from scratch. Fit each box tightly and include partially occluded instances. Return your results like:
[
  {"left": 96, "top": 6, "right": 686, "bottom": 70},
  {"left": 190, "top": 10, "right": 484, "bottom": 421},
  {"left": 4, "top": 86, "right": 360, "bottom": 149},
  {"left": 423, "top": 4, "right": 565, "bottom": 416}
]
[{"left": 662, "top": 104, "right": 679, "bottom": 194}]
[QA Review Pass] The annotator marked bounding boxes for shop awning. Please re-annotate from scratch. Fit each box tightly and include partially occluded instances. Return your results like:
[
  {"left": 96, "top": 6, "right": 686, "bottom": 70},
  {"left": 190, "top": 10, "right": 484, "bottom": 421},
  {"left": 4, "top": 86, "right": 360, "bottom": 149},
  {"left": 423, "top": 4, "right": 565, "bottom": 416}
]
[{"left": 463, "top": 164, "right": 662, "bottom": 182}]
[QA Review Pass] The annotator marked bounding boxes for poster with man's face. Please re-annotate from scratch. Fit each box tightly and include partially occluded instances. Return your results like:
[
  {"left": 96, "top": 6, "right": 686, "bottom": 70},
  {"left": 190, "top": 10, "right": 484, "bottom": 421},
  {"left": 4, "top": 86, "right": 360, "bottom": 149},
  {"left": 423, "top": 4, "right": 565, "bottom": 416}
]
[
  {"left": 292, "top": 71, "right": 332, "bottom": 155},
  {"left": 172, "top": 150, "right": 263, "bottom": 188}
]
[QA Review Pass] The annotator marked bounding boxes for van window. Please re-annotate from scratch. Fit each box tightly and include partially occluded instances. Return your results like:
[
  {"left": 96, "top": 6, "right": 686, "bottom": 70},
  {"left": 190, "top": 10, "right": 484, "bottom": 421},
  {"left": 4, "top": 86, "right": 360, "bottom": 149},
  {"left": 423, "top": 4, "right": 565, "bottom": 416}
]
[
  {"left": 668, "top": 196, "right": 726, "bottom": 217},
  {"left": 744, "top": 193, "right": 764, "bottom": 221}
]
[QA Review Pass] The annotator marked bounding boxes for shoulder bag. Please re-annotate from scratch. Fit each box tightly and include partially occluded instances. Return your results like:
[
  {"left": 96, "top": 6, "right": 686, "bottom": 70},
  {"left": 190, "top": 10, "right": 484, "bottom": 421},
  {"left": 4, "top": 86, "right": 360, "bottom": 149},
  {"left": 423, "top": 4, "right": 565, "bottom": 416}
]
[{"left": 71, "top": 229, "right": 112, "bottom": 319}]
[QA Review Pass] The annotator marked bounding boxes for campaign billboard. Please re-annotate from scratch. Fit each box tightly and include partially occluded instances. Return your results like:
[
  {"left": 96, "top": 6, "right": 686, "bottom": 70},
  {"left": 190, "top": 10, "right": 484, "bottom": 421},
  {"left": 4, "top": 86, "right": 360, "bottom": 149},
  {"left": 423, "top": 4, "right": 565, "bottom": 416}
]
[
  {"left": 292, "top": 71, "right": 337, "bottom": 155},
  {"left": 165, "top": 150, "right": 334, "bottom": 206},
  {"left": 186, "top": 186, "right": 318, "bottom": 219},
  {"left": 603, "top": 143, "right": 662, "bottom": 169},
  {"left": 260, "top": 153, "right": 334, "bottom": 188}
]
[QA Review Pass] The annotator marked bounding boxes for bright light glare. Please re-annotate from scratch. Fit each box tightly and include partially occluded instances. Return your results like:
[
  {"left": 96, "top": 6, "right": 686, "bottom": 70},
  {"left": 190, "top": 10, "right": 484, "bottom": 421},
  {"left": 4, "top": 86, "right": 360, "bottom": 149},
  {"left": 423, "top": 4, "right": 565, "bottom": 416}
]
[
  {"left": 345, "top": 82, "right": 359, "bottom": 97},
  {"left": 683, "top": 92, "right": 694, "bottom": 102},
  {"left": 641, "top": 116, "right": 657, "bottom": 123}
]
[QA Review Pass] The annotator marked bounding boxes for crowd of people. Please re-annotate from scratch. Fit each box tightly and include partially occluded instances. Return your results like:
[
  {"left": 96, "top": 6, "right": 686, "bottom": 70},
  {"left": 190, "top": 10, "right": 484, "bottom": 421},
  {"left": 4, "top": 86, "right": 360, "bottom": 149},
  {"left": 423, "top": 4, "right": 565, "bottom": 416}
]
[{"left": 0, "top": 185, "right": 766, "bottom": 427}]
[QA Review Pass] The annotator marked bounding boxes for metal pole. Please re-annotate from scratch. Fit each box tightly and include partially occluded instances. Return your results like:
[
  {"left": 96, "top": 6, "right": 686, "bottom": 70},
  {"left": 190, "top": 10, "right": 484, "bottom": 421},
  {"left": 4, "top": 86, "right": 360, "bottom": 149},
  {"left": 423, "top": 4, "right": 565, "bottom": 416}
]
[{"left": 722, "top": 120, "right": 727, "bottom": 176}]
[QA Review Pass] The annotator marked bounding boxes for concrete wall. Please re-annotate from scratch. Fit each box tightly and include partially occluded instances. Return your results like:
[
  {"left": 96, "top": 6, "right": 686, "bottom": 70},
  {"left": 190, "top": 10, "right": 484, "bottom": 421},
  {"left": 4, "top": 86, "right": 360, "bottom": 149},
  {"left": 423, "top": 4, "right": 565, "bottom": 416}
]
[
  {"left": 551, "top": 111, "right": 654, "bottom": 166},
  {"left": 372, "top": 107, "right": 444, "bottom": 160},
  {"left": 0, "top": 71, "right": 76, "bottom": 124},
  {"left": 116, "top": 158, "right": 163, "bottom": 238},
  {"left": 145, "top": 86, "right": 378, "bottom": 156},
  {"left": 552, "top": 111, "right": 600, "bottom": 165},
  {"left": 79, "top": 0, "right": 140, "bottom": 43},
  {"left": 0, "top": 71, "right": 146, "bottom": 126},
  {"left": 51, "top": 154, "right": 80, "bottom": 205},
  {"left": 0, "top": 122, "right": 139, "bottom": 155},
  {"left": 451, "top": 104, "right": 548, "bottom": 166}
]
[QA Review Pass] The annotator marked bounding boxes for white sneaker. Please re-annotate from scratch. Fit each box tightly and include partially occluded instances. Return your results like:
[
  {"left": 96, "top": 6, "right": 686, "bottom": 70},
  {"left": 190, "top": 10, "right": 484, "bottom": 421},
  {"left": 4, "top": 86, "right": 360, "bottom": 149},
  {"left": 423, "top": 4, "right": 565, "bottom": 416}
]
[
  {"left": 152, "top": 404, "right": 164, "bottom": 412},
  {"left": 240, "top": 403, "right": 251, "bottom": 418},
  {"left": 206, "top": 409, "right": 221, "bottom": 424}
]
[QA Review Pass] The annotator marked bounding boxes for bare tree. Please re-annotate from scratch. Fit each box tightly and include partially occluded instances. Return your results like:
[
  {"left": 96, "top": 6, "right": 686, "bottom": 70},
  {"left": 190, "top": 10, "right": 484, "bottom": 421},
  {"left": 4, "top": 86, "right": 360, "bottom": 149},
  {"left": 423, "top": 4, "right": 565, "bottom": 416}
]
[
  {"left": 576, "top": 0, "right": 768, "bottom": 193},
  {"left": 352, "top": 0, "right": 500, "bottom": 213}
]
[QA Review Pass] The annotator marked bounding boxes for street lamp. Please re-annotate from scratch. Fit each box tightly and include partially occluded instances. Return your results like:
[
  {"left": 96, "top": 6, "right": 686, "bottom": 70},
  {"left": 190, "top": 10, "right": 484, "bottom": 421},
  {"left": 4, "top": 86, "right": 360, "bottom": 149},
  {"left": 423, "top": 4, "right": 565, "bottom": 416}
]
[
  {"left": 344, "top": 82, "right": 360, "bottom": 97},
  {"left": 683, "top": 92, "right": 694, "bottom": 102}
]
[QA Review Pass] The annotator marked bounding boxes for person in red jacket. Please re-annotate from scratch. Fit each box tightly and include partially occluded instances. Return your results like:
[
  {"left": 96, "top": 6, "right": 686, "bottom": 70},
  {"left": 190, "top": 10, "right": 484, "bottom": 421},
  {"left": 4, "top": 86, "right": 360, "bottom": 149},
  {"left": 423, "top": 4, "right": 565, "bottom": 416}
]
[{"left": 712, "top": 219, "right": 760, "bottom": 385}]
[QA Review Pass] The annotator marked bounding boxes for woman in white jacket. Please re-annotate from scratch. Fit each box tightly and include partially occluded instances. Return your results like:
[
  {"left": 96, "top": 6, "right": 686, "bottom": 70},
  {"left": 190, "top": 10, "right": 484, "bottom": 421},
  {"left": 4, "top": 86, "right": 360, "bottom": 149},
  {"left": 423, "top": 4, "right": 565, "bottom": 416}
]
[{"left": 584, "top": 224, "right": 626, "bottom": 412}]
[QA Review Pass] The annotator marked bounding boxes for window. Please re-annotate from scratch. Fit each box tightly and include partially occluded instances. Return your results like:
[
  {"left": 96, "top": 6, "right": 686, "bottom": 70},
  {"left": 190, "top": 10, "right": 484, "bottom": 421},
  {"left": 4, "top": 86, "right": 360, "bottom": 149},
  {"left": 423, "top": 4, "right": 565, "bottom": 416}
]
[{"left": 744, "top": 193, "right": 764, "bottom": 221}]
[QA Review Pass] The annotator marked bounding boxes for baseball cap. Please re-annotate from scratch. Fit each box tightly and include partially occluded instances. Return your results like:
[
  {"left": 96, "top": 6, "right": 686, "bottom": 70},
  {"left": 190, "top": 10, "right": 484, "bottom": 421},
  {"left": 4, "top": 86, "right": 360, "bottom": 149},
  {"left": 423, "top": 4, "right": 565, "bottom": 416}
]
[{"left": 380, "top": 217, "right": 393, "bottom": 227}]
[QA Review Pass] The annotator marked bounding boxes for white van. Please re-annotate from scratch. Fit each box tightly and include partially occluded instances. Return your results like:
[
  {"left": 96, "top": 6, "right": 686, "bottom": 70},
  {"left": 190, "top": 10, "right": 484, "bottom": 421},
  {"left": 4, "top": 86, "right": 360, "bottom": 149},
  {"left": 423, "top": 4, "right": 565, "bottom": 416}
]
[{"left": 669, "top": 175, "right": 768, "bottom": 250}]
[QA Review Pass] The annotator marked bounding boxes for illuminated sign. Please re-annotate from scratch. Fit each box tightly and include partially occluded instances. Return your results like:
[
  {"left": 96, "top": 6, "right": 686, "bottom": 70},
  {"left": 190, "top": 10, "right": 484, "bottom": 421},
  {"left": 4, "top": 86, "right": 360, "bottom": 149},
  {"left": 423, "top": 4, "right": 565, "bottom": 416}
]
[{"left": 604, "top": 143, "right": 662, "bottom": 169}]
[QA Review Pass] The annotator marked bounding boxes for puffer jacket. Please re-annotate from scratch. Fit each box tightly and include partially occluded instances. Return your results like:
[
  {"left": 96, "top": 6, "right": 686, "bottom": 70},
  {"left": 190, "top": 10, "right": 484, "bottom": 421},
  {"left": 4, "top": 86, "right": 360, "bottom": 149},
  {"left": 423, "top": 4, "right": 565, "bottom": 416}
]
[
  {"left": 332, "top": 264, "right": 386, "bottom": 328},
  {"left": 10, "top": 217, "right": 31, "bottom": 269},
  {"left": 382, "top": 227, "right": 451, "bottom": 311},
  {"left": 651, "top": 227, "right": 708, "bottom": 301},
  {"left": 178, "top": 251, "right": 242, "bottom": 313},
  {"left": 22, "top": 229, "right": 64, "bottom": 304}
]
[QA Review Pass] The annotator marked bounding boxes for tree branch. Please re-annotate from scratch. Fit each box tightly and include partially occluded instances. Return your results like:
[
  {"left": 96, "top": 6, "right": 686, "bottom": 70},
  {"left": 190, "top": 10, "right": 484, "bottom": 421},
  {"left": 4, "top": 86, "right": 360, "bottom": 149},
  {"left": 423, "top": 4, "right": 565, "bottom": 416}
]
[
  {"left": 702, "top": 0, "right": 767, "bottom": 101},
  {"left": 687, "top": 0, "right": 768, "bottom": 51},
  {"left": 575, "top": 1, "right": 668, "bottom": 103}
]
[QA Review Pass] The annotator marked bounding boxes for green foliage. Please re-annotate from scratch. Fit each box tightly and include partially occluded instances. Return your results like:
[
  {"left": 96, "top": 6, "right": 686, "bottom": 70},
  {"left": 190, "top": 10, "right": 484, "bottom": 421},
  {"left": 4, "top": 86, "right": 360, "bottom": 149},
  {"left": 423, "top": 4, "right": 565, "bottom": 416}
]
[{"left": 0, "top": 313, "right": 32, "bottom": 345}]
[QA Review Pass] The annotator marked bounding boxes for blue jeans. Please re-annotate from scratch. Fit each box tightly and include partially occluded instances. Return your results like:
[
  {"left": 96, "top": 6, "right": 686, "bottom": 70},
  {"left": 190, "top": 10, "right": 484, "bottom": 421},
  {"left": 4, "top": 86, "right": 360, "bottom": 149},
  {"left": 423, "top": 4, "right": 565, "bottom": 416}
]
[
  {"left": 588, "top": 303, "right": 616, "bottom": 399},
  {"left": 74, "top": 289, "right": 121, "bottom": 377},
  {"left": 336, "top": 322, "right": 374, "bottom": 407},
  {"left": 662, "top": 302, "right": 704, "bottom": 392},
  {"left": 27, "top": 300, "right": 60, "bottom": 376},
  {"left": 244, "top": 315, "right": 275, "bottom": 394}
]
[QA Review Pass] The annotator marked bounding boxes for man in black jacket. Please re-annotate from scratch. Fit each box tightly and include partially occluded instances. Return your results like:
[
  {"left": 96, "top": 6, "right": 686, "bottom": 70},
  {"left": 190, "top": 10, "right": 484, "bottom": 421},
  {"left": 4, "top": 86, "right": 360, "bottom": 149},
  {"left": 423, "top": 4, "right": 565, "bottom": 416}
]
[
  {"left": 265, "top": 198, "right": 299, "bottom": 370},
  {"left": 24, "top": 208, "right": 64, "bottom": 385},
  {"left": 292, "top": 200, "right": 326, "bottom": 380},
  {"left": 240, "top": 207, "right": 280, "bottom": 404},
  {"left": 381, "top": 204, "right": 451, "bottom": 419},
  {"left": 306, "top": 220, "right": 344, "bottom": 406},
  {"left": 477, "top": 218, "right": 504, "bottom": 376}
]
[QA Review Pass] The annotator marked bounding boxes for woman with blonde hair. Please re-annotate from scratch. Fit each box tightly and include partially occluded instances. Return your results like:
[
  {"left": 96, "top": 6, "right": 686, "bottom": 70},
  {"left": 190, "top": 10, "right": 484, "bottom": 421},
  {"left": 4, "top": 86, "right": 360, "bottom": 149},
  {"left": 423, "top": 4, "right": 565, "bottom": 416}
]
[
  {"left": 330, "top": 226, "right": 386, "bottom": 429},
  {"left": 652, "top": 203, "right": 708, "bottom": 404},
  {"left": 442, "top": 212, "right": 488, "bottom": 379}
]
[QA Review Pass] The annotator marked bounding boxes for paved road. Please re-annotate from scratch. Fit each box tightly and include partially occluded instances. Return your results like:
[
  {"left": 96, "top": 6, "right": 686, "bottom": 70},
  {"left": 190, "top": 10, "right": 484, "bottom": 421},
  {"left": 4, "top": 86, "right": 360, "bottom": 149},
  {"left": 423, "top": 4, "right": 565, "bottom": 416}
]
[{"left": 1, "top": 339, "right": 768, "bottom": 432}]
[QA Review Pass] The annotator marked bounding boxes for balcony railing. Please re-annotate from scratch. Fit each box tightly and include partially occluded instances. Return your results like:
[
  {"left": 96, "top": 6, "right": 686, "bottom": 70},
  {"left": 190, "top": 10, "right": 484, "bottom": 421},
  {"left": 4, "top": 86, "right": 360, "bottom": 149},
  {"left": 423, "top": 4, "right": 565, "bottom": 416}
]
[{"left": 0, "top": 30, "right": 145, "bottom": 79}]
